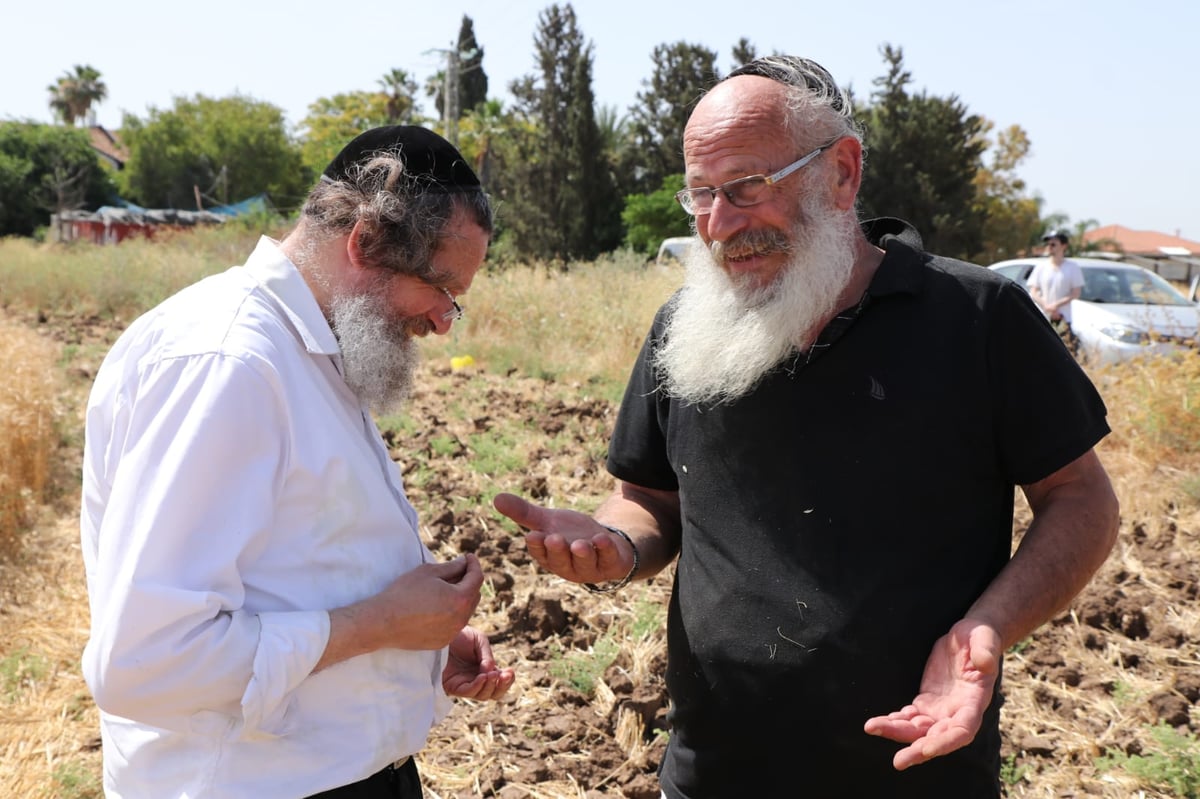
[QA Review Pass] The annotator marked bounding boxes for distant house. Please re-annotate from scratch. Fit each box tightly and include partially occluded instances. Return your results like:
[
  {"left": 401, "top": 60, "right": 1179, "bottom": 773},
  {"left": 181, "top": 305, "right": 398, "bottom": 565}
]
[
  {"left": 1083, "top": 225, "right": 1200, "bottom": 284},
  {"left": 88, "top": 125, "right": 128, "bottom": 170},
  {"left": 1084, "top": 225, "right": 1200, "bottom": 256}
]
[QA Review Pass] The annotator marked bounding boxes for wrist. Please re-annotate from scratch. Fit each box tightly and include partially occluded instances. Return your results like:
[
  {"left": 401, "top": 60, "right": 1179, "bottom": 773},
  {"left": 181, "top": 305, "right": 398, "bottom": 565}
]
[{"left": 584, "top": 525, "right": 640, "bottom": 594}]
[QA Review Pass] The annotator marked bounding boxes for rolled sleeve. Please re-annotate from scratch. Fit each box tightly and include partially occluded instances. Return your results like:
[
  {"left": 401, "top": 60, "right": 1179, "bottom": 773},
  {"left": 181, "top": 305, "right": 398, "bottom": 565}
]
[{"left": 239, "top": 610, "right": 330, "bottom": 736}]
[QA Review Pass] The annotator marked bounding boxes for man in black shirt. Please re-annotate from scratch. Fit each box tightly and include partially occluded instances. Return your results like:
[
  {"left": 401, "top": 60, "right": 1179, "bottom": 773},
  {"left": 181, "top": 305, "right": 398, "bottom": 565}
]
[{"left": 494, "top": 56, "right": 1118, "bottom": 798}]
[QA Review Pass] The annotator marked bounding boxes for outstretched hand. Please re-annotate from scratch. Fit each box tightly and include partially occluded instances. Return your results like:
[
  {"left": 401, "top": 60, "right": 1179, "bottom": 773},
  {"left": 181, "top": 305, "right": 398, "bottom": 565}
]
[
  {"left": 863, "top": 619, "right": 1002, "bottom": 770},
  {"left": 492, "top": 492, "right": 634, "bottom": 585}
]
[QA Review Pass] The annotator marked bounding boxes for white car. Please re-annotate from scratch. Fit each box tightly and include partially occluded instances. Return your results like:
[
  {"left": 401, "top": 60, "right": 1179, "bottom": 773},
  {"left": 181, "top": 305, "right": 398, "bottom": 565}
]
[
  {"left": 988, "top": 256, "right": 1200, "bottom": 365},
  {"left": 656, "top": 236, "right": 696, "bottom": 265}
]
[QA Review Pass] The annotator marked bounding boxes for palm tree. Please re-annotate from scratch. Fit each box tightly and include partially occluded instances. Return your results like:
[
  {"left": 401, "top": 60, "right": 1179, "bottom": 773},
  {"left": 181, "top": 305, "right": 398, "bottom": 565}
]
[
  {"left": 377, "top": 68, "right": 418, "bottom": 124},
  {"left": 48, "top": 64, "right": 108, "bottom": 126},
  {"left": 457, "top": 99, "right": 508, "bottom": 188}
]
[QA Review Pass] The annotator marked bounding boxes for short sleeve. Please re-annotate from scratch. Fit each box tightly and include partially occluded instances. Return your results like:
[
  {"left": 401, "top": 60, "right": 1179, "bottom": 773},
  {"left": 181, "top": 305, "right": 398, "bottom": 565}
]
[
  {"left": 988, "top": 282, "right": 1110, "bottom": 485},
  {"left": 606, "top": 307, "right": 679, "bottom": 490}
]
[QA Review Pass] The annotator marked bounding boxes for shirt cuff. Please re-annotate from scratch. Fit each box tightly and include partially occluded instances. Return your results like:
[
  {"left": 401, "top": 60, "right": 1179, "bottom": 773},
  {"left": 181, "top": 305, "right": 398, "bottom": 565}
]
[{"left": 239, "top": 610, "right": 331, "bottom": 735}]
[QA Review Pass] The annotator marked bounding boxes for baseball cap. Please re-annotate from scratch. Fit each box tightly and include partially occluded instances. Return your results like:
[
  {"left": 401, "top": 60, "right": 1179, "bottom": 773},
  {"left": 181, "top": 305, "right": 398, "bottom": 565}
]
[
  {"left": 321, "top": 125, "right": 481, "bottom": 192},
  {"left": 1042, "top": 229, "right": 1069, "bottom": 245}
]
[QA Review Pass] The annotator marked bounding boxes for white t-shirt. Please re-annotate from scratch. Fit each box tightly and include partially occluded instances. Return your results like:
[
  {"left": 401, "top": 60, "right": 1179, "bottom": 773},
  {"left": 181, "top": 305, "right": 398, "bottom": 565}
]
[{"left": 1028, "top": 258, "right": 1085, "bottom": 322}]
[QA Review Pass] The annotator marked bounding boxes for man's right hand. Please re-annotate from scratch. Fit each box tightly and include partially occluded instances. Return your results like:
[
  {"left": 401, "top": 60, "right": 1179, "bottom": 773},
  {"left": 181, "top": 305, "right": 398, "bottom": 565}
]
[
  {"left": 493, "top": 493, "right": 634, "bottom": 585},
  {"left": 316, "top": 554, "right": 484, "bottom": 672},
  {"left": 366, "top": 554, "right": 485, "bottom": 650}
]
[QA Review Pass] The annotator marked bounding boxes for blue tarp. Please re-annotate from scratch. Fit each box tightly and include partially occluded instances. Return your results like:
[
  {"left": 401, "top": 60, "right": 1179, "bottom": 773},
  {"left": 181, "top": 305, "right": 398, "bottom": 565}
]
[
  {"left": 107, "top": 193, "right": 270, "bottom": 218},
  {"left": 209, "top": 194, "right": 270, "bottom": 217}
]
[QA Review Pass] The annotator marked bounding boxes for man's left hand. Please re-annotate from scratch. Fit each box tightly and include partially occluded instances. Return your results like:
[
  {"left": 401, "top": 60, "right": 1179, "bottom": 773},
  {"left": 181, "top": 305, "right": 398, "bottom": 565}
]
[
  {"left": 442, "top": 626, "right": 515, "bottom": 701},
  {"left": 863, "top": 619, "right": 1001, "bottom": 770}
]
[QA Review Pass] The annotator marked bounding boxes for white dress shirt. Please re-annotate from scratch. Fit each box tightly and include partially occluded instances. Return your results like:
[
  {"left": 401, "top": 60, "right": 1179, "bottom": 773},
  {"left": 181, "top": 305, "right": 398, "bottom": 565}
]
[{"left": 81, "top": 237, "right": 450, "bottom": 798}]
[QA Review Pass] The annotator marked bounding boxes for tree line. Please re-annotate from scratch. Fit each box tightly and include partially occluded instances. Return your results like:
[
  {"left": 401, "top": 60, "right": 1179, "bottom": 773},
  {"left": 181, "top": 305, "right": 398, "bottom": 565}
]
[{"left": 2, "top": 4, "right": 1059, "bottom": 264}]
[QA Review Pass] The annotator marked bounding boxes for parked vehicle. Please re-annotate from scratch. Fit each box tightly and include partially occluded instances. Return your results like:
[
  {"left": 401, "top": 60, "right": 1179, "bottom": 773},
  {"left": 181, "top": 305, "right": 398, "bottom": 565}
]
[
  {"left": 988, "top": 256, "right": 1200, "bottom": 365},
  {"left": 656, "top": 236, "right": 696, "bottom": 265}
]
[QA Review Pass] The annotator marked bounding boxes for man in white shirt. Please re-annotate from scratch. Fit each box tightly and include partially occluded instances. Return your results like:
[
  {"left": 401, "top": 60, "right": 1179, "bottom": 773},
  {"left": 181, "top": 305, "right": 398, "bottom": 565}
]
[
  {"left": 1028, "top": 229, "right": 1084, "bottom": 350},
  {"left": 81, "top": 126, "right": 514, "bottom": 799}
]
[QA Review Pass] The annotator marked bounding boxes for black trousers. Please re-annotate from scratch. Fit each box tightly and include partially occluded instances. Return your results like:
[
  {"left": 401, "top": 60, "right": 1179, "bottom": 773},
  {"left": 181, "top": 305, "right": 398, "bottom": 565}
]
[{"left": 305, "top": 757, "right": 423, "bottom": 799}]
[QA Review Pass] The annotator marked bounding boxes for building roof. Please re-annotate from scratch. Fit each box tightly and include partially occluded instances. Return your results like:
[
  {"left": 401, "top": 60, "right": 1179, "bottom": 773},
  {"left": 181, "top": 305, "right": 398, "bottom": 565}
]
[
  {"left": 88, "top": 125, "right": 128, "bottom": 169},
  {"left": 1083, "top": 224, "right": 1200, "bottom": 256}
]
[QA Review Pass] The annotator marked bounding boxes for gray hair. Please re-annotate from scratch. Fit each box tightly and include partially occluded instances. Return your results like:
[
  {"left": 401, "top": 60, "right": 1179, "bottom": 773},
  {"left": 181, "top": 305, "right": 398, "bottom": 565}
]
[
  {"left": 725, "top": 56, "right": 863, "bottom": 152},
  {"left": 300, "top": 153, "right": 494, "bottom": 281}
]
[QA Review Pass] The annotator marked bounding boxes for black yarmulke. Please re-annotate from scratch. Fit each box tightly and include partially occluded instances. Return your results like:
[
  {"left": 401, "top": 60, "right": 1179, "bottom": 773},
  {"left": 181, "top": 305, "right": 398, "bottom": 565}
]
[{"left": 321, "top": 125, "right": 481, "bottom": 192}]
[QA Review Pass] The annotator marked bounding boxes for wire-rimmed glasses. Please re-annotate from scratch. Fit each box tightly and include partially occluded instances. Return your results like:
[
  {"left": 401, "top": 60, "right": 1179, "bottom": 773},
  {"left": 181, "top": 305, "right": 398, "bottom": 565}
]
[
  {"left": 675, "top": 140, "right": 837, "bottom": 216},
  {"left": 439, "top": 287, "right": 464, "bottom": 323}
]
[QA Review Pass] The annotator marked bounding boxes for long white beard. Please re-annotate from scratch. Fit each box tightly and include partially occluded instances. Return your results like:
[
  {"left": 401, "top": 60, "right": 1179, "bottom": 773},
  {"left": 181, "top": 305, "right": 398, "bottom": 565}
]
[
  {"left": 654, "top": 201, "right": 860, "bottom": 406},
  {"left": 329, "top": 290, "right": 420, "bottom": 414}
]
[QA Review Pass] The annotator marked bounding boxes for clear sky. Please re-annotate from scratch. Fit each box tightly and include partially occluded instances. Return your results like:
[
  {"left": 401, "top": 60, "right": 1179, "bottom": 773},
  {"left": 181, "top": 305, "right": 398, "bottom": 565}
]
[{"left": 4, "top": 0, "right": 1195, "bottom": 241}]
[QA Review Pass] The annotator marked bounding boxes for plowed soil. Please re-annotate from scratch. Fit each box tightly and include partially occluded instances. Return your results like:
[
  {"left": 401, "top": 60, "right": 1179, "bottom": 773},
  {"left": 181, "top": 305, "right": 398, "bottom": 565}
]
[{"left": 2, "top": 310, "right": 1198, "bottom": 799}]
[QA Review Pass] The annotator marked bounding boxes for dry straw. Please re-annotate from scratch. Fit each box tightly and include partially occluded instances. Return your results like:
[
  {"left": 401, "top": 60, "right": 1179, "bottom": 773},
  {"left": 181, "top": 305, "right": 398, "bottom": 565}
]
[{"left": 0, "top": 319, "right": 62, "bottom": 561}]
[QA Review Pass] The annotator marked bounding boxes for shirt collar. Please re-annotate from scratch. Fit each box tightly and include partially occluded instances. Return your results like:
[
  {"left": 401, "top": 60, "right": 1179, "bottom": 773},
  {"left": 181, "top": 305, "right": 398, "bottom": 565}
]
[
  {"left": 241, "top": 236, "right": 340, "bottom": 356},
  {"left": 799, "top": 217, "right": 926, "bottom": 368},
  {"left": 860, "top": 217, "right": 927, "bottom": 300}
]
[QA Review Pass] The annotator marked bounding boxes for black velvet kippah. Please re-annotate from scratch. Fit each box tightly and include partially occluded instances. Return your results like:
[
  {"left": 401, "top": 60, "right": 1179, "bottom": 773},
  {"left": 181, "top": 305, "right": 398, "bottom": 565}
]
[{"left": 321, "top": 125, "right": 481, "bottom": 192}]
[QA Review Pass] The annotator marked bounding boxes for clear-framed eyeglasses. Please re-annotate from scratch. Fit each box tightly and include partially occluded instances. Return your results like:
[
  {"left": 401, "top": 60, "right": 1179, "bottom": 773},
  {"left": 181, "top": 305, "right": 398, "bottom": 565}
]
[
  {"left": 440, "top": 287, "right": 464, "bottom": 323},
  {"left": 674, "top": 140, "right": 838, "bottom": 216}
]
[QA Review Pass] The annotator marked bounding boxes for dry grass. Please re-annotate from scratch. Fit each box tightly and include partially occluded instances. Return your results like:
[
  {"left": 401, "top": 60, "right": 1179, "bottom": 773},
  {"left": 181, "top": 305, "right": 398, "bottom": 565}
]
[
  {"left": 0, "top": 228, "right": 266, "bottom": 321},
  {"left": 416, "top": 252, "right": 682, "bottom": 401},
  {"left": 0, "top": 513, "right": 99, "bottom": 799},
  {"left": 0, "top": 319, "right": 63, "bottom": 561}
]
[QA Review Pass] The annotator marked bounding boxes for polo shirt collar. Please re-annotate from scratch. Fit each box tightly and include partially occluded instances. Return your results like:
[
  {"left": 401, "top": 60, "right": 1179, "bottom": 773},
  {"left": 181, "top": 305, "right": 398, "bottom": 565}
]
[{"left": 861, "top": 217, "right": 927, "bottom": 300}]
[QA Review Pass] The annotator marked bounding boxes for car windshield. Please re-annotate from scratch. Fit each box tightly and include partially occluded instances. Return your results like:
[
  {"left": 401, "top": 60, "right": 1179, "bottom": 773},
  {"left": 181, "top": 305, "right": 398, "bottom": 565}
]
[{"left": 1081, "top": 268, "right": 1194, "bottom": 306}]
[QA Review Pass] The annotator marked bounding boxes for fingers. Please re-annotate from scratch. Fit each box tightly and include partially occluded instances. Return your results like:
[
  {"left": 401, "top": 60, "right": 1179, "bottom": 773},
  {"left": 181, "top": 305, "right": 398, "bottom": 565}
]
[
  {"left": 865, "top": 708, "right": 978, "bottom": 771},
  {"left": 427, "top": 554, "right": 484, "bottom": 593},
  {"left": 450, "top": 627, "right": 495, "bottom": 672},
  {"left": 864, "top": 717, "right": 969, "bottom": 770},
  {"left": 863, "top": 708, "right": 931, "bottom": 743},
  {"left": 535, "top": 529, "right": 627, "bottom": 583},
  {"left": 493, "top": 492, "right": 539, "bottom": 529},
  {"left": 890, "top": 723, "right": 975, "bottom": 770},
  {"left": 446, "top": 667, "right": 516, "bottom": 700},
  {"left": 429, "top": 554, "right": 469, "bottom": 583}
]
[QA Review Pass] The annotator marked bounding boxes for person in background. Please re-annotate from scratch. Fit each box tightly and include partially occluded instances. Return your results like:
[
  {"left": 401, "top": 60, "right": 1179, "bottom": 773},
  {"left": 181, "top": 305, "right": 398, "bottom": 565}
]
[
  {"left": 1028, "top": 228, "right": 1085, "bottom": 351},
  {"left": 81, "top": 126, "right": 515, "bottom": 799},
  {"left": 494, "top": 56, "right": 1118, "bottom": 798}
]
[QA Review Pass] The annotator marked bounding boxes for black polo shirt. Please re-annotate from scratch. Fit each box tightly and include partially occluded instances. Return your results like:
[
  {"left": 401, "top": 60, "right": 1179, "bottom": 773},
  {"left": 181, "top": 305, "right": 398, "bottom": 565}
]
[{"left": 607, "top": 219, "right": 1109, "bottom": 798}]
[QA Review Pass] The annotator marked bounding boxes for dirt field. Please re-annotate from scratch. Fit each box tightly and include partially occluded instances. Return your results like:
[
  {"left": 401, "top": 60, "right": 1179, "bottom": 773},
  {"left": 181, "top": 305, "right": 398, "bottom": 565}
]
[{"left": 2, "top": 311, "right": 1198, "bottom": 798}]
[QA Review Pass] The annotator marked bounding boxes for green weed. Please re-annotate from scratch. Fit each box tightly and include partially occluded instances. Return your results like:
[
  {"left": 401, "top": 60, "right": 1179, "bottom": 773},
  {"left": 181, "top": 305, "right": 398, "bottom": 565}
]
[
  {"left": 465, "top": 431, "right": 524, "bottom": 475},
  {"left": 1180, "top": 473, "right": 1200, "bottom": 506},
  {"left": 1096, "top": 723, "right": 1200, "bottom": 798},
  {"left": 1111, "top": 679, "right": 1139, "bottom": 706},
  {"left": 1000, "top": 753, "right": 1028, "bottom": 786},
  {"left": 51, "top": 759, "right": 102, "bottom": 799},
  {"left": 549, "top": 635, "right": 620, "bottom": 696},
  {"left": 1, "top": 648, "right": 48, "bottom": 702},
  {"left": 428, "top": 434, "right": 460, "bottom": 458},
  {"left": 628, "top": 597, "right": 666, "bottom": 640}
]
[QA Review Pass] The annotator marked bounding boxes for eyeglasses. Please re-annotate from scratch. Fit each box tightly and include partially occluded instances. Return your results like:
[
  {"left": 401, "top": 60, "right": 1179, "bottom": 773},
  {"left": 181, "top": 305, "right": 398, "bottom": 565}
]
[
  {"left": 675, "top": 141, "right": 837, "bottom": 216},
  {"left": 439, "top": 287, "right": 464, "bottom": 322}
]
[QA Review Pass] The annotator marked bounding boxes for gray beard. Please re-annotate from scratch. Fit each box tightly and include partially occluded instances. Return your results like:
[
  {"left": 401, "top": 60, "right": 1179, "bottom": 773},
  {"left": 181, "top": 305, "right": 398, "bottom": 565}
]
[
  {"left": 329, "top": 291, "right": 420, "bottom": 414},
  {"left": 654, "top": 202, "right": 860, "bottom": 406}
]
